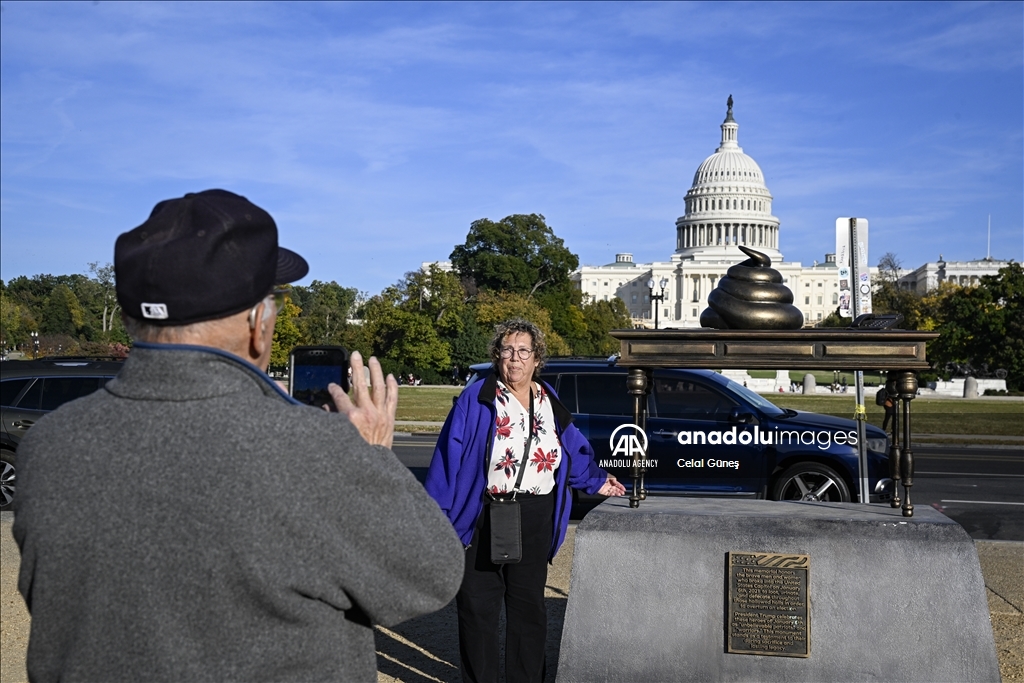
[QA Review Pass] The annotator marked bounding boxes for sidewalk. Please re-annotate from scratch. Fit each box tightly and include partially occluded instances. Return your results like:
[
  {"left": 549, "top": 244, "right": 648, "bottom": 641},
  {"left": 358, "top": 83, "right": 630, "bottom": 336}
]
[{"left": 2, "top": 515, "right": 1021, "bottom": 682}]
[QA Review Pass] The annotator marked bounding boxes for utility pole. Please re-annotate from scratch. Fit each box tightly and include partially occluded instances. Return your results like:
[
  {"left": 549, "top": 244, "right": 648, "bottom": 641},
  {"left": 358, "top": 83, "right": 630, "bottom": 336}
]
[{"left": 837, "top": 217, "right": 872, "bottom": 503}]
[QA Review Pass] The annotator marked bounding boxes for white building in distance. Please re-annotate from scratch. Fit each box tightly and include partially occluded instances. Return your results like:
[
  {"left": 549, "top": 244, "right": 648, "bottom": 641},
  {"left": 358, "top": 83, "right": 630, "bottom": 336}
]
[
  {"left": 897, "top": 256, "right": 1010, "bottom": 293},
  {"left": 572, "top": 97, "right": 1011, "bottom": 328}
]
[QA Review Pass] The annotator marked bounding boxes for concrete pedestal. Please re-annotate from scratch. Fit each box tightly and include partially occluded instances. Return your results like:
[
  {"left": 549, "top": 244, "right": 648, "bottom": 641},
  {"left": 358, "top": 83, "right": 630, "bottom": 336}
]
[{"left": 556, "top": 498, "right": 999, "bottom": 682}]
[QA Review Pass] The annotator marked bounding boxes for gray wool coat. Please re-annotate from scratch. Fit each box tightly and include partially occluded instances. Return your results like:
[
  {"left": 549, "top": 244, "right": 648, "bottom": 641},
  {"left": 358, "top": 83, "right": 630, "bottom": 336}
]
[{"left": 12, "top": 344, "right": 464, "bottom": 682}]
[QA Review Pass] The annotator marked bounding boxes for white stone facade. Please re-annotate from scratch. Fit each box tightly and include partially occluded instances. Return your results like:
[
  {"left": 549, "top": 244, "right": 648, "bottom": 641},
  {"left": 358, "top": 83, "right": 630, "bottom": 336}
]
[
  {"left": 572, "top": 99, "right": 855, "bottom": 328},
  {"left": 897, "top": 257, "right": 1010, "bottom": 293},
  {"left": 675, "top": 99, "right": 781, "bottom": 263},
  {"left": 572, "top": 99, "right": 1008, "bottom": 328}
]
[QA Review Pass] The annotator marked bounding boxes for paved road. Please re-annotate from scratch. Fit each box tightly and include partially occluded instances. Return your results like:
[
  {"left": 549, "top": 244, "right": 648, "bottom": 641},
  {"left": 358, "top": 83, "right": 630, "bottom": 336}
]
[
  {"left": 392, "top": 435, "right": 1024, "bottom": 541},
  {"left": 911, "top": 445, "right": 1024, "bottom": 541}
]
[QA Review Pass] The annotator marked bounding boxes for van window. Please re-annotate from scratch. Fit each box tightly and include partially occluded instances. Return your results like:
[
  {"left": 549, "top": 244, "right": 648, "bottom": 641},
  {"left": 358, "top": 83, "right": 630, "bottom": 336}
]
[
  {"left": 17, "top": 377, "right": 106, "bottom": 411},
  {"left": 652, "top": 377, "right": 736, "bottom": 420},
  {"left": 575, "top": 374, "right": 632, "bottom": 416},
  {"left": 0, "top": 379, "right": 32, "bottom": 407},
  {"left": 543, "top": 374, "right": 573, "bottom": 412}
]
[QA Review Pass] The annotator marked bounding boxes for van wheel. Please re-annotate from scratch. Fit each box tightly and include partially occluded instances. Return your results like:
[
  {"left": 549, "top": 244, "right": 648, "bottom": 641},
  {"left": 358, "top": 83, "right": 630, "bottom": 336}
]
[
  {"left": 0, "top": 450, "right": 15, "bottom": 510},
  {"left": 771, "top": 463, "right": 850, "bottom": 503}
]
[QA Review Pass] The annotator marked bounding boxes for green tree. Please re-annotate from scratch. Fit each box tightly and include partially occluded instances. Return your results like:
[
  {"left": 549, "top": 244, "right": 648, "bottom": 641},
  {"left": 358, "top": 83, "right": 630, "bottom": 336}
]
[
  {"left": 538, "top": 288, "right": 588, "bottom": 354},
  {"left": 816, "top": 308, "right": 847, "bottom": 328},
  {"left": 293, "top": 280, "right": 359, "bottom": 346},
  {"left": 271, "top": 299, "right": 304, "bottom": 370},
  {"left": 450, "top": 214, "right": 579, "bottom": 299},
  {"left": 6, "top": 274, "right": 60, "bottom": 311},
  {"left": 397, "top": 265, "right": 468, "bottom": 338},
  {"left": 392, "top": 266, "right": 488, "bottom": 377},
  {"left": 41, "top": 284, "right": 85, "bottom": 337},
  {"left": 474, "top": 291, "right": 570, "bottom": 356},
  {"left": 1, "top": 286, "right": 29, "bottom": 349},
  {"left": 872, "top": 252, "right": 922, "bottom": 329},
  {"left": 361, "top": 289, "right": 452, "bottom": 376},
  {"left": 928, "top": 263, "right": 1023, "bottom": 389},
  {"left": 446, "top": 308, "right": 490, "bottom": 374},
  {"left": 6, "top": 272, "right": 115, "bottom": 344},
  {"left": 450, "top": 213, "right": 588, "bottom": 346},
  {"left": 88, "top": 262, "right": 121, "bottom": 336},
  {"left": 575, "top": 298, "right": 632, "bottom": 356}
]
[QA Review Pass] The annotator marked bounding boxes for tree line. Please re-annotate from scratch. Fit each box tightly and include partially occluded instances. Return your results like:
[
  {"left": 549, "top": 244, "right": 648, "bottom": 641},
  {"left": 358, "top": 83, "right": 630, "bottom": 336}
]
[
  {"left": 820, "top": 253, "right": 1022, "bottom": 390},
  {"left": 4, "top": 223, "right": 1018, "bottom": 390},
  {"left": 1, "top": 214, "right": 632, "bottom": 384}
]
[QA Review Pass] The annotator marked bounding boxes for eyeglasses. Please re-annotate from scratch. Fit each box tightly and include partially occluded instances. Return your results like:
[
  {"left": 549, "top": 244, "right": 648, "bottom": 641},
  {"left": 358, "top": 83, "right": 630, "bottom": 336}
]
[
  {"left": 271, "top": 286, "right": 290, "bottom": 313},
  {"left": 248, "top": 286, "right": 291, "bottom": 329},
  {"left": 499, "top": 347, "right": 535, "bottom": 360}
]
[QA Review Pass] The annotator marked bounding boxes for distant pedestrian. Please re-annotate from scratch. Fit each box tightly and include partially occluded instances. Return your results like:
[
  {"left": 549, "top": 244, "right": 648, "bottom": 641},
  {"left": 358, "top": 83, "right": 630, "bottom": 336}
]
[{"left": 877, "top": 387, "right": 896, "bottom": 431}]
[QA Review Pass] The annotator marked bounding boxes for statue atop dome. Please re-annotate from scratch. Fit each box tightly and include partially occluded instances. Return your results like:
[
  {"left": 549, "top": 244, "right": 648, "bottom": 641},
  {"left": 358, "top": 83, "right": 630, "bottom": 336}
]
[{"left": 675, "top": 97, "right": 782, "bottom": 263}]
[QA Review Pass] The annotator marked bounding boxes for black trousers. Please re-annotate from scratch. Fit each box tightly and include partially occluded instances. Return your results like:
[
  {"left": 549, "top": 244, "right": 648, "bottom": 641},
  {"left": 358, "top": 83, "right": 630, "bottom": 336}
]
[{"left": 457, "top": 492, "right": 555, "bottom": 683}]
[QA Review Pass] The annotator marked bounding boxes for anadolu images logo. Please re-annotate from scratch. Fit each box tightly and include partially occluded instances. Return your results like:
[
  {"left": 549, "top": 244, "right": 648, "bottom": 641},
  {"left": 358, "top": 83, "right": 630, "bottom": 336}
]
[{"left": 609, "top": 424, "right": 648, "bottom": 458}]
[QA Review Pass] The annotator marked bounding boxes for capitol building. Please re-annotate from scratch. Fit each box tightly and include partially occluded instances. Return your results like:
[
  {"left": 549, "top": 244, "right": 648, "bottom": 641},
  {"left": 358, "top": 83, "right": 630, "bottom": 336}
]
[{"left": 572, "top": 98, "right": 1010, "bottom": 328}]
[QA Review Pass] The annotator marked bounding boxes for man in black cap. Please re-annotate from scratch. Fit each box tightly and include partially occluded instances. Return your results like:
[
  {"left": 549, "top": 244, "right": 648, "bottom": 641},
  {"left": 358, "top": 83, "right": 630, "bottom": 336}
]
[{"left": 12, "top": 190, "right": 464, "bottom": 682}]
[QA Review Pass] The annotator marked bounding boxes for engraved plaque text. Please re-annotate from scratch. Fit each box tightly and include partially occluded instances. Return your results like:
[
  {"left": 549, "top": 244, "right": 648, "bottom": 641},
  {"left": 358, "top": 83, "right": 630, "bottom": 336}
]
[{"left": 727, "top": 552, "right": 810, "bottom": 657}]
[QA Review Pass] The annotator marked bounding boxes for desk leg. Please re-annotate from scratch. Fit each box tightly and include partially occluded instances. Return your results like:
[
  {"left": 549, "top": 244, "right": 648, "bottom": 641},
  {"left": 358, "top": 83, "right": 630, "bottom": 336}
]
[
  {"left": 897, "top": 371, "right": 919, "bottom": 518},
  {"left": 885, "top": 374, "right": 901, "bottom": 509},
  {"left": 627, "top": 368, "right": 649, "bottom": 509}
]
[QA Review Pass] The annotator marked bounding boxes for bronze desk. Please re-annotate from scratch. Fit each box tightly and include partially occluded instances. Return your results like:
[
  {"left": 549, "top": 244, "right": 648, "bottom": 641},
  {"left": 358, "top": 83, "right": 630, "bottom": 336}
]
[{"left": 609, "top": 329, "right": 940, "bottom": 516}]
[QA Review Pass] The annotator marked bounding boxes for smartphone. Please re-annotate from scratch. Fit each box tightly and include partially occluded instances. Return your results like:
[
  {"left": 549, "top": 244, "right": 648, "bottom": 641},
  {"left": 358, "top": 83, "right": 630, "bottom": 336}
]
[{"left": 288, "top": 346, "right": 349, "bottom": 408}]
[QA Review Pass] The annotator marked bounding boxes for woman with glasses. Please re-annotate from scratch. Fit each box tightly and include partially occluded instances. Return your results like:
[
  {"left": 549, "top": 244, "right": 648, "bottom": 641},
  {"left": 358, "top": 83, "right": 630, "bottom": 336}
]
[{"left": 425, "top": 318, "right": 624, "bottom": 683}]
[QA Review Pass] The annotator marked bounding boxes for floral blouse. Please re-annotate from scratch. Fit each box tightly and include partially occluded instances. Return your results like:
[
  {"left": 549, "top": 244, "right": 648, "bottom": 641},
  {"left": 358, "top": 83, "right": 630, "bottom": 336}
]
[{"left": 487, "top": 380, "right": 562, "bottom": 495}]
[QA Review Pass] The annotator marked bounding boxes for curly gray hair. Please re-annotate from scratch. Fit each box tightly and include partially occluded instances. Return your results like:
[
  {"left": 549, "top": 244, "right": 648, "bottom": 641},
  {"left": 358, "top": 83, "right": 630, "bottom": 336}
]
[{"left": 488, "top": 318, "right": 547, "bottom": 377}]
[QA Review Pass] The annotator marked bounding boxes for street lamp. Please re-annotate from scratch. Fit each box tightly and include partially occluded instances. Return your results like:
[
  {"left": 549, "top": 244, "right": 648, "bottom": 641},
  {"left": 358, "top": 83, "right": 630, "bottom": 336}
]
[
  {"left": 31, "top": 331, "right": 39, "bottom": 359},
  {"left": 647, "top": 277, "right": 669, "bottom": 330}
]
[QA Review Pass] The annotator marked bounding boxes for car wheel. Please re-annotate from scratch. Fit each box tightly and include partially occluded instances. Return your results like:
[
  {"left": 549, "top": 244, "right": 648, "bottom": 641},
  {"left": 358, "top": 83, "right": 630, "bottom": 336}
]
[
  {"left": 771, "top": 462, "right": 851, "bottom": 503},
  {"left": 0, "top": 450, "right": 15, "bottom": 510}
]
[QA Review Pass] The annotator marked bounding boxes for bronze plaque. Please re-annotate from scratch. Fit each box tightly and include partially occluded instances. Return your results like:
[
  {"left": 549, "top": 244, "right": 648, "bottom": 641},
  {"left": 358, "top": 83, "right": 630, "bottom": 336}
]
[{"left": 727, "top": 552, "right": 810, "bottom": 657}]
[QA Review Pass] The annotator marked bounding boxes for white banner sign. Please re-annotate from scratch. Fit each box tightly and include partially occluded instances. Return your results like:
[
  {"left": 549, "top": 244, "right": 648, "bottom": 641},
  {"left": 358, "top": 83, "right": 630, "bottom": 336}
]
[{"left": 835, "top": 218, "right": 871, "bottom": 317}]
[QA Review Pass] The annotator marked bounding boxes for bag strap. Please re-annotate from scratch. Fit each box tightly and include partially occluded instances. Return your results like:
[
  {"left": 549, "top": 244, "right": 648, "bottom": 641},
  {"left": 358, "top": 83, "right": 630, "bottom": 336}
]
[{"left": 510, "top": 386, "right": 535, "bottom": 496}]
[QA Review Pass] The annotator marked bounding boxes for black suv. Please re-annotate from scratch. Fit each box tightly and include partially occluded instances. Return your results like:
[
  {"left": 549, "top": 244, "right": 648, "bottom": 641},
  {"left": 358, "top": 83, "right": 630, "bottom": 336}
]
[
  {"left": 1, "top": 358, "right": 125, "bottom": 509},
  {"left": 469, "top": 359, "right": 893, "bottom": 503}
]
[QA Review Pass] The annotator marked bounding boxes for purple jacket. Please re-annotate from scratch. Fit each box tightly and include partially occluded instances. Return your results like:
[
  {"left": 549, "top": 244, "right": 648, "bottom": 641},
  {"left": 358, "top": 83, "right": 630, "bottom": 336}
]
[{"left": 425, "top": 372, "right": 610, "bottom": 560}]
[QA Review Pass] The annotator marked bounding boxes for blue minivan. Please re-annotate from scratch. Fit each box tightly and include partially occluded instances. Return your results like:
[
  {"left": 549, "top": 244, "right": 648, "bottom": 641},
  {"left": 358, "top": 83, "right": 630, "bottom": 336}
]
[{"left": 468, "top": 358, "right": 893, "bottom": 503}]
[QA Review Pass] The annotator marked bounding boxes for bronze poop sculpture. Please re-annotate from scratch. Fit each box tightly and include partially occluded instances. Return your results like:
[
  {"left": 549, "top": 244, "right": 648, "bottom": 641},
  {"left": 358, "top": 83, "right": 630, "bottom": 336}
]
[{"left": 699, "top": 246, "right": 804, "bottom": 329}]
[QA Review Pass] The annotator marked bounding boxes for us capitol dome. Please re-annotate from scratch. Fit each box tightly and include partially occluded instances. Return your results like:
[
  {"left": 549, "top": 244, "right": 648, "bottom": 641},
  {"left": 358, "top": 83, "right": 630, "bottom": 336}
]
[
  {"left": 571, "top": 96, "right": 836, "bottom": 329},
  {"left": 565, "top": 95, "right": 1010, "bottom": 330},
  {"left": 676, "top": 95, "right": 781, "bottom": 263}
]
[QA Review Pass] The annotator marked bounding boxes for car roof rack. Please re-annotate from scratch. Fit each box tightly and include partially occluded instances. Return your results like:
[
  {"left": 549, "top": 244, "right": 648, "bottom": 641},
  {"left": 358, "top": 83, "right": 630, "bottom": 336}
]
[
  {"left": 36, "top": 358, "right": 125, "bottom": 362},
  {"left": 34, "top": 356, "right": 126, "bottom": 363}
]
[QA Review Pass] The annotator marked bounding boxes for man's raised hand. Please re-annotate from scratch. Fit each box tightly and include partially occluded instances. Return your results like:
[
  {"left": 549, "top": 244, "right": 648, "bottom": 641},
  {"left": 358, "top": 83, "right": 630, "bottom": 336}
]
[{"left": 326, "top": 351, "right": 398, "bottom": 449}]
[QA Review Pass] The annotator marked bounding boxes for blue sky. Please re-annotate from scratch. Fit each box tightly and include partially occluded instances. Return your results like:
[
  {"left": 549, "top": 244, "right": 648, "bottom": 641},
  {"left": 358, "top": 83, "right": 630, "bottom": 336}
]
[{"left": 2, "top": 1, "right": 1021, "bottom": 295}]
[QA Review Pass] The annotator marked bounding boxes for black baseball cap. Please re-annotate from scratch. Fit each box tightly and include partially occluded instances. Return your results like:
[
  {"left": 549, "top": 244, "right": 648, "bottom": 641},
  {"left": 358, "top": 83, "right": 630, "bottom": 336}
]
[{"left": 115, "top": 189, "right": 309, "bottom": 325}]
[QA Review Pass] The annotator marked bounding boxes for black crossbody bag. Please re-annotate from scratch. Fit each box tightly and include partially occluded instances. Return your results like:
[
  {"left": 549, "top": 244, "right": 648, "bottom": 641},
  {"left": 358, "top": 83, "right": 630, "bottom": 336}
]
[{"left": 487, "top": 389, "right": 534, "bottom": 564}]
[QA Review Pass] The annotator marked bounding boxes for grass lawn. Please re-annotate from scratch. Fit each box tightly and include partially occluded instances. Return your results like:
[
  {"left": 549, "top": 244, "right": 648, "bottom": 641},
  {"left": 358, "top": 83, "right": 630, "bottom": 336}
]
[
  {"left": 395, "top": 386, "right": 461, "bottom": 422},
  {"left": 747, "top": 369, "right": 890, "bottom": 387},
  {"left": 767, "top": 395, "right": 1024, "bottom": 437}
]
